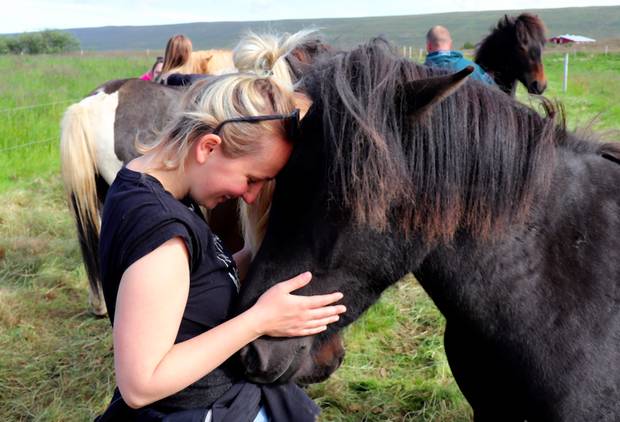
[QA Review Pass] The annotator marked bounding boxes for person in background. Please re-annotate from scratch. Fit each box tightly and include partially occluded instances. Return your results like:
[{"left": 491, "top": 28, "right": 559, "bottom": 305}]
[
  {"left": 139, "top": 56, "right": 164, "bottom": 82},
  {"left": 157, "top": 34, "right": 194, "bottom": 83},
  {"left": 424, "top": 25, "right": 495, "bottom": 85}
]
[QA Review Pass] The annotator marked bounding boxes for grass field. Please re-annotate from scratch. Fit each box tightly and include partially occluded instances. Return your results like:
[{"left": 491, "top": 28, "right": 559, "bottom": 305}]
[{"left": 0, "top": 50, "right": 618, "bottom": 421}]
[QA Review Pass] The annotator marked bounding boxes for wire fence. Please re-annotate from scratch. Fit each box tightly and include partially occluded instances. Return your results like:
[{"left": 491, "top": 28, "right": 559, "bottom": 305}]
[
  {"left": 0, "top": 98, "right": 78, "bottom": 113},
  {"left": 0, "top": 98, "right": 74, "bottom": 155},
  {"left": 0, "top": 138, "right": 56, "bottom": 153}
]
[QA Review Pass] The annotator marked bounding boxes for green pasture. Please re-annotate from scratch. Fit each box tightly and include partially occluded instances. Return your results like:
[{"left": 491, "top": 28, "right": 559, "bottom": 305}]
[
  {"left": 0, "top": 54, "right": 153, "bottom": 191},
  {"left": 0, "top": 51, "right": 619, "bottom": 421},
  {"left": 517, "top": 50, "right": 620, "bottom": 131}
]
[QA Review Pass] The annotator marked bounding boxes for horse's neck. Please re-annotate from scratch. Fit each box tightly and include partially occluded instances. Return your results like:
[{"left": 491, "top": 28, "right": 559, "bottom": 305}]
[
  {"left": 475, "top": 52, "right": 517, "bottom": 97},
  {"left": 414, "top": 142, "right": 619, "bottom": 321},
  {"left": 412, "top": 173, "right": 557, "bottom": 325},
  {"left": 507, "top": 81, "right": 518, "bottom": 96},
  {"left": 475, "top": 53, "right": 517, "bottom": 96}
]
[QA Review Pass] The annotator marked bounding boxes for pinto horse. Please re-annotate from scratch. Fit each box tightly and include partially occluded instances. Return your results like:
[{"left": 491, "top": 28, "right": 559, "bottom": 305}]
[
  {"left": 235, "top": 39, "right": 620, "bottom": 421},
  {"left": 60, "top": 31, "right": 331, "bottom": 315},
  {"left": 475, "top": 13, "right": 547, "bottom": 95}
]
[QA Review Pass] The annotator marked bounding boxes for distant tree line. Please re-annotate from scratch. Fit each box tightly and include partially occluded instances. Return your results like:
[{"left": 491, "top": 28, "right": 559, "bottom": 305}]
[{"left": 0, "top": 30, "right": 80, "bottom": 54}]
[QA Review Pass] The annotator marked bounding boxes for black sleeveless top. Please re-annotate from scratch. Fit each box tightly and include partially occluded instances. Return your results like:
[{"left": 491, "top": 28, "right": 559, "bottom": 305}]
[{"left": 99, "top": 166, "right": 240, "bottom": 412}]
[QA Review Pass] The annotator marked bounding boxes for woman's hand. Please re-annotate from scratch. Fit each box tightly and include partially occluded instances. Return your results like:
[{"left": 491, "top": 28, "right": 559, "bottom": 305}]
[{"left": 250, "top": 272, "right": 346, "bottom": 337}]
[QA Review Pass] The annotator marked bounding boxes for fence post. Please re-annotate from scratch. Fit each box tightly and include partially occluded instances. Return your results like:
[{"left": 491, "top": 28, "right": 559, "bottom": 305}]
[
  {"left": 563, "top": 53, "right": 569, "bottom": 93},
  {"left": 402, "top": 46, "right": 406, "bottom": 57},
  {"left": 146, "top": 48, "right": 150, "bottom": 56},
  {"left": 419, "top": 48, "right": 424, "bottom": 61},
  {"left": 605, "top": 45, "right": 608, "bottom": 55},
  {"left": 408, "top": 46, "right": 412, "bottom": 59}
]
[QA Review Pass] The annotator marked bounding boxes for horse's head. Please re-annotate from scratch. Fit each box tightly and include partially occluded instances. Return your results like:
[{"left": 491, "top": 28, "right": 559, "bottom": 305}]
[
  {"left": 235, "top": 46, "right": 474, "bottom": 384},
  {"left": 286, "top": 37, "right": 336, "bottom": 83},
  {"left": 476, "top": 13, "right": 548, "bottom": 95}
]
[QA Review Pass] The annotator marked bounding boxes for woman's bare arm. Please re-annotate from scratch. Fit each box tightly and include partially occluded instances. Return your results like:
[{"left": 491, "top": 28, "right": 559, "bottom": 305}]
[{"left": 113, "top": 237, "right": 345, "bottom": 409}]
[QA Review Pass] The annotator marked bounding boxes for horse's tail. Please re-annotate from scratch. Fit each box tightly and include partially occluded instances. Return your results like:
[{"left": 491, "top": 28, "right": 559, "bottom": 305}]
[{"left": 60, "top": 94, "right": 107, "bottom": 316}]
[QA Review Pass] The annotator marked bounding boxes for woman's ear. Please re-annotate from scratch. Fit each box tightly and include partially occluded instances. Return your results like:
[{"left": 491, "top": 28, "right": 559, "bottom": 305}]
[{"left": 194, "top": 133, "right": 222, "bottom": 164}]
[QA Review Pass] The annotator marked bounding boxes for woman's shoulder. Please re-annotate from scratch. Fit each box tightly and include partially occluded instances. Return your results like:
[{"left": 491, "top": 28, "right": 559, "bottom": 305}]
[
  {"left": 101, "top": 167, "right": 208, "bottom": 275},
  {"left": 102, "top": 167, "right": 209, "bottom": 243},
  {"left": 106, "top": 167, "right": 182, "bottom": 216}
]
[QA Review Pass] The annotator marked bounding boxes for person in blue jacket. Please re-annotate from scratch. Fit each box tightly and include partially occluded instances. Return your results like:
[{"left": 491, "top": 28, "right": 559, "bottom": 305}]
[{"left": 424, "top": 25, "right": 495, "bottom": 86}]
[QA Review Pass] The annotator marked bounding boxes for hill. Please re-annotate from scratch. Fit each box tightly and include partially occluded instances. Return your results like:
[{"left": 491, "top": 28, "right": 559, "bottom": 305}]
[{"left": 63, "top": 5, "right": 620, "bottom": 51}]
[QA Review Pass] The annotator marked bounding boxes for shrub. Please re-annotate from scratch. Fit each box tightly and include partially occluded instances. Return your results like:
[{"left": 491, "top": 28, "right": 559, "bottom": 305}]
[{"left": 0, "top": 30, "right": 80, "bottom": 55}]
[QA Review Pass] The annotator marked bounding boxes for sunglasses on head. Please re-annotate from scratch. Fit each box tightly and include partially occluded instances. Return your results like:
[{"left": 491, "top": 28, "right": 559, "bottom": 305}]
[{"left": 212, "top": 108, "right": 300, "bottom": 141}]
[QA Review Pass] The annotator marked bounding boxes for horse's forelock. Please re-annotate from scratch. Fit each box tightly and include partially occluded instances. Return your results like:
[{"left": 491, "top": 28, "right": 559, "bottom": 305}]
[
  {"left": 477, "top": 13, "right": 546, "bottom": 57},
  {"left": 517, "top": 13, "right": 547, "bottom": 44},
  {"left": 302, "top": 38, "right": 560, "bottom": 241}
]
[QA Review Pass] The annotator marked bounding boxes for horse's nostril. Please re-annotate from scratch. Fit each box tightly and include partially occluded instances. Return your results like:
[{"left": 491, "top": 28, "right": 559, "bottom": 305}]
[{"left": 239, "top": 344, "right": 262, "bottom": 375}]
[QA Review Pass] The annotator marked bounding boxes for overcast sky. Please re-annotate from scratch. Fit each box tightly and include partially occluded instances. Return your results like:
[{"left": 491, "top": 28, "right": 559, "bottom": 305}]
[{"left": 3, "top": 0, "right": 620, "bottom": 34}]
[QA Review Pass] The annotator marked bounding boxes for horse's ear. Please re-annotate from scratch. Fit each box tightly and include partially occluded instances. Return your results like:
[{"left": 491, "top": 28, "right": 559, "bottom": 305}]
[{"left": 403, "top": 66, "right": 474, "bottom": 119}]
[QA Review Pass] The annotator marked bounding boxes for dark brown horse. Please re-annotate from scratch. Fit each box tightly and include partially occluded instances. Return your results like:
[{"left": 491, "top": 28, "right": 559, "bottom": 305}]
[
  {"left": 60, "top": 15, "right": 547, "bottom": 316},
  {"left": 475, "top": 13, "right": 547, "bottom": 95},
  {"left": 235, "top": 39, "right": 620, "bottom": 421}
]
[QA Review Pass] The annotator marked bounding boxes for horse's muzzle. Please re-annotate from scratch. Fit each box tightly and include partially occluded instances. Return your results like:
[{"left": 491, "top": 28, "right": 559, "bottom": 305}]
[
  {"left": 239, "top": 337, "right": 311, "bottom": 384},
  {"left": 239, "top": 334, "right": 345, "bottom": 384},
  {"left": 528, "top": 79, "right": 547, "bottom": 95}
]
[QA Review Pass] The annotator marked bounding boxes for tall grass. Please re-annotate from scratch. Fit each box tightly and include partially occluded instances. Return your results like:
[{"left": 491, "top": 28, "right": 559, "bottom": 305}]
[
  {"left": 0, "top": 51, "right": 618, "bottom": 421},
  {"left": 0, "top": 54, "right": 152, "bottom": 191}
]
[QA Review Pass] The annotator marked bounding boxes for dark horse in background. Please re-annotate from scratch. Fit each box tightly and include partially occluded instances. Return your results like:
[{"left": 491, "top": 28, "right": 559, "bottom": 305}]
[
  {"left": 235, "top": 40, "right": 620, "bottom": 421},
  {"left": 475, "top": 13, "right": 547, "bottom": 95},
  {"left": 60, "top": 13, "right": 548, "bottom": 316}
]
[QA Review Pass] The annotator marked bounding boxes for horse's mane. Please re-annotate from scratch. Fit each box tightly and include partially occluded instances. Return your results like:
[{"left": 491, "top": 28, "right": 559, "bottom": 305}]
[
  {"left": 475, "top": 13, "right": 546, "bottom": 65},
  {"left": 300, "top": 38, "right": 564, "bottom": 241}
]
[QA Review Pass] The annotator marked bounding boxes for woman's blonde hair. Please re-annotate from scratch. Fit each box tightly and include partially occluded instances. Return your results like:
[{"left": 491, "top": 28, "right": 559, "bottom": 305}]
[
  {"left": 138, "top": 73, "right": 295, "bottom": 170},
  {"left": 160, "top": 34, "right": 193, "bottom": 77}
]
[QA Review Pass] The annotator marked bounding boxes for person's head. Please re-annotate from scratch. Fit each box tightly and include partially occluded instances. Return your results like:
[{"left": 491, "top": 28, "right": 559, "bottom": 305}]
[
  {"left": 426, "top": 25, "right": 453, "bottom": 53},
  {"left": 161, "top": 34, "right": 193, "bottom": 75},
  {"left": 151, "top": 56, "right": 164, "bottom": 80},
  {"left": 140, "top": 73, "right": 298, "bottom": 209},
  {"left": 233, "top": 29, "right": 321, "bottom": 92}
]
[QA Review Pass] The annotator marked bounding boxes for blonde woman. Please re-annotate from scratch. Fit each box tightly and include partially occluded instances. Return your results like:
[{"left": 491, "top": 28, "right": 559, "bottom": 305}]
[{"left": 95, "top": 72, "right": 345, "bottom": 421}]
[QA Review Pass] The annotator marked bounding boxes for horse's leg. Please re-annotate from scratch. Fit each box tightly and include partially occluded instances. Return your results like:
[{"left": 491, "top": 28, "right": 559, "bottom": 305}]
[{"left": 443, "top": 321, "right": 526, "bottom": 422}]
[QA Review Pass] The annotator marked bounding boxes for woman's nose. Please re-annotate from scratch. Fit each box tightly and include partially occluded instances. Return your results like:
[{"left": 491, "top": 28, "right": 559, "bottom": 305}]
[{"left": 242, "top": 182, "right": 264, "bottom": 204}]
